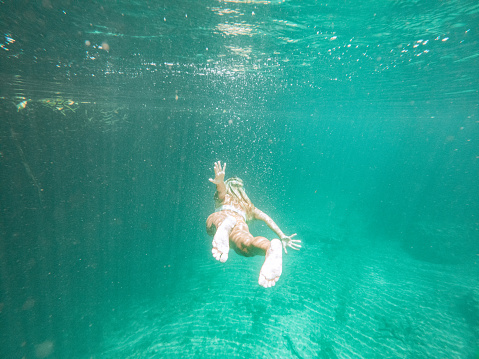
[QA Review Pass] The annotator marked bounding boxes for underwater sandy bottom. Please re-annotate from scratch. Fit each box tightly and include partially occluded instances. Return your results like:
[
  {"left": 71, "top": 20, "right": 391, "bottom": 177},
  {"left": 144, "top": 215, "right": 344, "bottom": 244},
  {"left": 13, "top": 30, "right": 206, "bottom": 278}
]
[{"left": 97, "top": 225, "right": 479, "bottom": 359}]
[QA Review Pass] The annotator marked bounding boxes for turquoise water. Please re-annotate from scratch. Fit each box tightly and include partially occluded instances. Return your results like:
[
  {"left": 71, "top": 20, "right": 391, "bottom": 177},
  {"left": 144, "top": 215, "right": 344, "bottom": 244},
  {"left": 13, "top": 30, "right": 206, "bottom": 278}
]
[{"left": 1, "top": 0, "right": 478, "bottom": 358}]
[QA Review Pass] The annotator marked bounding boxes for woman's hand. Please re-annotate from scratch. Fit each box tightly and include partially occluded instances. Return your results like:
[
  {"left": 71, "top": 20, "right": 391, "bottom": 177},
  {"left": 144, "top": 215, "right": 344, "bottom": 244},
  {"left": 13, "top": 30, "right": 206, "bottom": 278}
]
[
  {"left": 281, "top": 234, "right": 302, "bottom": 254},
  {"left": 209, "top": 161, "right": 226, "bottom": 185}
]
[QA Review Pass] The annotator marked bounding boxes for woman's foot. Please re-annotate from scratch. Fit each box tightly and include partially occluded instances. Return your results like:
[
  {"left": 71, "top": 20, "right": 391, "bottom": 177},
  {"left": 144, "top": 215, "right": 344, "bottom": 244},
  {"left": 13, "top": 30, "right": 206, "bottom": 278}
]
[
  {"left": 258, "top": 239, "right": 282, "bottom": 288},
  {"left": 212, "top": 216, "right": 236, "bottom": 263}
]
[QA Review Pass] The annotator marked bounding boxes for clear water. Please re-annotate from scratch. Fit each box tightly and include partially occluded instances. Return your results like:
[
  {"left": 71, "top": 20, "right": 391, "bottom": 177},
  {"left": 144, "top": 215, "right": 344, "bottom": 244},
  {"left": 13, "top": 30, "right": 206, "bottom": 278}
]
[{"left": 1, "top": 0, "right": 478, "bottom": 358}]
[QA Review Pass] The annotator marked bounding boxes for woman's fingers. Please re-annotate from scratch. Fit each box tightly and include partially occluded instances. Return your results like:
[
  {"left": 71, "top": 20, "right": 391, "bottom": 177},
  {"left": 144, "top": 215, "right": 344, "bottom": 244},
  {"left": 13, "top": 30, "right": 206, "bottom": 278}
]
[
  {"left": 287, "top": 239, "right": 302, "bottom": 250},
  {"left": 282, "top": 237, "right": 301, "bottom": 253},
  {"left": 213, "top": 161, "right": 226, "bottom": 176},
  {"left": 214, "top": 161, "right": 222, "bottom": 176}
]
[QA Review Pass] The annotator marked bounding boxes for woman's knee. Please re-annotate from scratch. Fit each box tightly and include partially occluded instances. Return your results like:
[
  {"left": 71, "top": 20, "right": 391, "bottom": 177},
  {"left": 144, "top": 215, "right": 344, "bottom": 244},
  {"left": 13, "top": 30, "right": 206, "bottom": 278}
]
[
  {"left": 231, "top": 231, "right": 253, "bottom": 247},
  {"left": 206, "top": 212, "right": 229, "bottom": 236},
  {"left": 252, "top": 236, "right": 270, "bottom": 251}
]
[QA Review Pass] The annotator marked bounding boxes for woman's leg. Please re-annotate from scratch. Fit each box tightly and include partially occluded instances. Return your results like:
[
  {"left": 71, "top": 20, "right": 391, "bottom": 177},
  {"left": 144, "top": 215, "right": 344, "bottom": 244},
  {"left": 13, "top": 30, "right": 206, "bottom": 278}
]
[
  {"left": 206, "top": 212, "right": 236, "bottom": 263},
  {"left": 230, "top": 227, "right": 282, "bottom": 288},
  {"left": 212, "top": 216, "right": 236, "bottom": 263},
  {"left": 258, "top": 238, "right": 282, "bottom": 288},
  {"left": 229, "top": 224, "right": 270, "bottom": 256}
]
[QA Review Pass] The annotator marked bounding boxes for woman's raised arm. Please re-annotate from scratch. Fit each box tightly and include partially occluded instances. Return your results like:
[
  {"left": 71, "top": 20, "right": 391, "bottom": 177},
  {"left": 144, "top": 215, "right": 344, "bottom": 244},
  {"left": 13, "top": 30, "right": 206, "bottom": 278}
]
[{"left": 209, "top": 161, "right": 227, "bottom": 200}]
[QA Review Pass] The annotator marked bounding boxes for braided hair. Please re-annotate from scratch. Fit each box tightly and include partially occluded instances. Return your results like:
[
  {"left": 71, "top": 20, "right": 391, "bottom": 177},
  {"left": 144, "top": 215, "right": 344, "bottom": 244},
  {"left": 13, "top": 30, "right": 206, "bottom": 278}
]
[{"left": 215, "top": 177, "right": 255, "bottom": 219}]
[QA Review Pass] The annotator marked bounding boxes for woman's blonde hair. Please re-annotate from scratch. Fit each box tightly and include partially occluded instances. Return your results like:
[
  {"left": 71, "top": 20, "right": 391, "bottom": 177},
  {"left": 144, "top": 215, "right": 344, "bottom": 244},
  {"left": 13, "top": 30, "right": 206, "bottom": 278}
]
[{"left": 216, "top": 177, "right": 255, "bottom": 217}]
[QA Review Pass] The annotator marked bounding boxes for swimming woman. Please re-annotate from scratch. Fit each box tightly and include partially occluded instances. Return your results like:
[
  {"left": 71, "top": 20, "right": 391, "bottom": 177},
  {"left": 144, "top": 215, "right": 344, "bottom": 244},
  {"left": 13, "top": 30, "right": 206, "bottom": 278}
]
[{"left": 206, "top": 161, "right": 301, "bottom": 288}]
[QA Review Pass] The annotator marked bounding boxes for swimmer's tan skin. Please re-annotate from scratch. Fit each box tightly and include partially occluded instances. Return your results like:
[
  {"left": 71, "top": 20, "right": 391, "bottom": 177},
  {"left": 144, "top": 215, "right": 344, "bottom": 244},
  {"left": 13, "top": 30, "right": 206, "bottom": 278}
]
[{"left": 206, "top": 161, "right": 301, "bottom": 288}]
